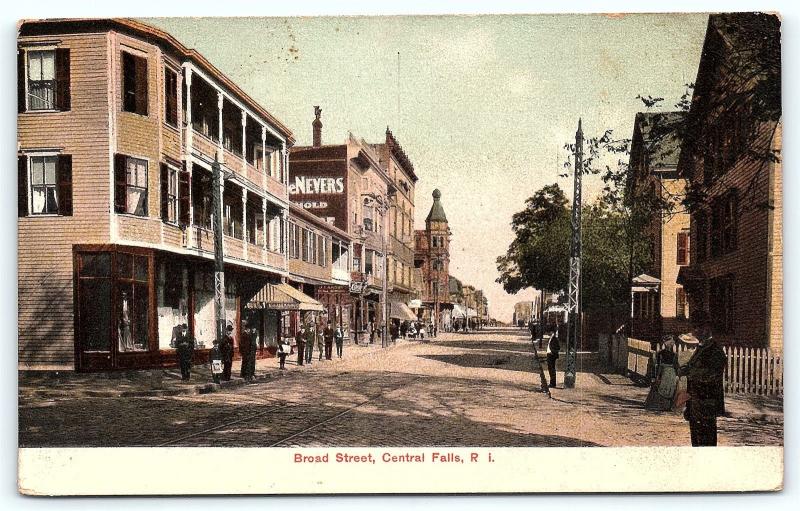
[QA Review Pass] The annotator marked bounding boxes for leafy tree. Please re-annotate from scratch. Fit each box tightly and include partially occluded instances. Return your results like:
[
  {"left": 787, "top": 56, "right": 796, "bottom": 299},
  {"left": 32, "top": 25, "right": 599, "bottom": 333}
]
[{"left": 496, "top": 184, "right": 650, "bottom": 310}]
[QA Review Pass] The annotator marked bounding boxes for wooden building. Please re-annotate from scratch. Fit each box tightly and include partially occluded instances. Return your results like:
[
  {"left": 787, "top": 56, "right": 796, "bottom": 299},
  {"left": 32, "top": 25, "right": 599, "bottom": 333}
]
[
  {"left": 628, "top": 111, "right": 690, "bottom": 342},
  {"left": 17, "top": 19, "right": 295, "bottom": 370},
  {"left": 676, "top": 13, "right": 782, "bottom": 349}
]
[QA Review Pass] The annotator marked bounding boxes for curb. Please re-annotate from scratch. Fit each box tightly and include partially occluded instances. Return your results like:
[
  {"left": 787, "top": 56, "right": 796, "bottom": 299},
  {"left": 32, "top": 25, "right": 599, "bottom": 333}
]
[{"left": 21, "top": 339, "right": 417, "bottom": 400}]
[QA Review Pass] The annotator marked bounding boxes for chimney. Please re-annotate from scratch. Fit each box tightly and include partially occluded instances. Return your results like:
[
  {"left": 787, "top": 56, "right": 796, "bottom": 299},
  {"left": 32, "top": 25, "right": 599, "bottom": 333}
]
[{"left": 312, "top": 106, "right": 323, "bottom": 147}]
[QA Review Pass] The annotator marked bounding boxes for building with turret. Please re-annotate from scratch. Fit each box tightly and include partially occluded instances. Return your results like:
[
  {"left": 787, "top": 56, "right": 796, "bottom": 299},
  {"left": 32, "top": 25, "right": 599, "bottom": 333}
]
[{"left": 414, "top": 189, "right": 451, "bottom": 329}]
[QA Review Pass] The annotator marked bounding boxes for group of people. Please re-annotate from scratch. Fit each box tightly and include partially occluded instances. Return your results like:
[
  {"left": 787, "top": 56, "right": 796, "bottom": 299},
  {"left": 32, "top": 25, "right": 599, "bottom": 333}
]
[
  {"left": 390, "top": 320, "right": 438, "bottom": 341},
  {"left": 528, "top": 310, "right": 727, "bottom": 447},
  {"left": 174, "top": 322, "right": 260, "bottom": 384},
  {"left": 293, "top": 321, "right": 346, "bottom": 368}
]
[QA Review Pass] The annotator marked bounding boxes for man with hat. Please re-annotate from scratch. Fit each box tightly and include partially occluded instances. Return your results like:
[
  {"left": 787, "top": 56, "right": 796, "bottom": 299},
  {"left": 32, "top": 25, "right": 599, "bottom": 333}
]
[
  {"left": 295, "top": 324, "right": 306, "bottom": 366},
  {"left": 174, "top": 323, "right": 194, "bottom": 381},
  {"left": 678, "top": 310, "right": 727, "bottom": 446},
  {"left": 220, "top": 324, "right": 235, "bottom": 382}
]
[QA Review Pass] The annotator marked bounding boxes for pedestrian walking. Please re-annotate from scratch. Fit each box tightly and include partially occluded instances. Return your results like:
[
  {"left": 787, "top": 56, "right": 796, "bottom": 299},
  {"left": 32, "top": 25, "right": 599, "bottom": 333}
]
[
  {"left": 209, "top": 339, "right": 223, "bottom": 383},
  {"left": 220, "top": 324, "right": 235, "bottom": 382},
  {"left": 295, "top": 325, "right": 306, "bottom": 366},
  {"left": 645, "top": 336, "right": 679, "bottom": 411},
  {"left": 368, "top": 320, "right": 375, "bottom": 344},
  {"left": 419, "top": 324, "right": 426, "bottom": 341},
  {"left": 304, "top": 321, "right": 315, "bottom": 364},
  {"left": 324, "top": 323, "right": 334, "bottom": 360},
  {"left": 277, "top": 336, "right": 289, "bottom": 370},
  {"left": 335, "top": 326, "right": 344, "bottom": 358},
  {"left": 546, "top": 330, "right": 560, "bottom": 388},
  {"left": 174, "top": 323, "right": 194, "bottom": 381},
  {"left": 678, "top": 311, "right": 727, "bottom": 447}
]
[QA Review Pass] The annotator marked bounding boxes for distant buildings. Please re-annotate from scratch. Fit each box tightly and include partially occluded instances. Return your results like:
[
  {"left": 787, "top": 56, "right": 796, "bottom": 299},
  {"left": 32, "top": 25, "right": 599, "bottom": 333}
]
[{"left": 414, "top": 189, "right": 452, "bottom": 329}]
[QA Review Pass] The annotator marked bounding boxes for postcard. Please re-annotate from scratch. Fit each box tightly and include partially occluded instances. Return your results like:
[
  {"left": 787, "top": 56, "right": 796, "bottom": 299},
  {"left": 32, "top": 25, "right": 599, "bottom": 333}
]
[{"left": 17, "top": 12, "right": 783, "bottom": 495}]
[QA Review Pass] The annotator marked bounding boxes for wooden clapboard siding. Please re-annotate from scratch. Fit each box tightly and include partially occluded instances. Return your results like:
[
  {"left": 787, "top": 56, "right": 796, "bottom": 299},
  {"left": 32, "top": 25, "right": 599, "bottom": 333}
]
[
  {"left": 112, "top": 32, "right": 163, "bottom": 226},
  {"left": 18, "top": 33, "right": 112, "bottom": 370},
  {"left": 266, "top": 175, "right": 287, "bottom": 202},
  {"left": 117, "top": 215, "right": 162, "bottom": 245},
  {"left": 162, "top": 125, "right": 182, "bottom": 162},
  {"left": 687, "top": 121, "right": 777, "bottom": 347},
  {"left": 767, "top": 124, "right": 782, "bottom": 352},
  {"left": 162, "top": 223, "right": 184, "bottom": 248}
]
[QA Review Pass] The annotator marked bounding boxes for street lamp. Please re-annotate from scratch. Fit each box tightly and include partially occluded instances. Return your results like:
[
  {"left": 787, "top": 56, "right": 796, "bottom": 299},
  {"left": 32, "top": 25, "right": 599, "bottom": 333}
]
[{"left": 361, "top": 191, "right": 394, "bottom": 348}]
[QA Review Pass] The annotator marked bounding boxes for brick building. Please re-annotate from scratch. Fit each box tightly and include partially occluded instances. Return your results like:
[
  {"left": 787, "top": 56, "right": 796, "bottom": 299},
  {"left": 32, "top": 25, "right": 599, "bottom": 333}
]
[
  {"left": 414, "top": 189, "right": 452, "bottom": 329},
  {"left": 628, "top": 111, "right": 690, "bottom": 342},
  {"left": 676, "top": 13, "right": 782, "bottom": 349},
  {"left": 17, "top": 19, "right": 294, "bottom": 370},
  {"left": 289, "top": 109, "right": 418, "bottom": 341}
]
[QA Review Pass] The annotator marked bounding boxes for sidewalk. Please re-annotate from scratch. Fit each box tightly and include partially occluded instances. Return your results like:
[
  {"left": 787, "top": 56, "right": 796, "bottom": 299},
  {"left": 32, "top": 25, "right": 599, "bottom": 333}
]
[{"left": 19, "top": 339, "right": 412, "bottom": 402}]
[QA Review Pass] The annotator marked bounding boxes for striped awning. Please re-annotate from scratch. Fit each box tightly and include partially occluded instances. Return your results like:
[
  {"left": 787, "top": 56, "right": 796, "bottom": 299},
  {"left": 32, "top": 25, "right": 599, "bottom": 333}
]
[
  {"left": 390, "top": 301, "right": 418, "bottom": 321},
  {"left": 246, "top": 283, "right": 324, "bottom": 311}
]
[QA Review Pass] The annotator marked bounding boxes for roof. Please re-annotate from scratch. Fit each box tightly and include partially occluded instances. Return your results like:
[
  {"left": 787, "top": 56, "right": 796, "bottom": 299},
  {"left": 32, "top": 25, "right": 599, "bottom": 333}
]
[
  {"left": 18, "top": 18, "right": 295, "bottom": 144},
  {"left": 631, "top": 111, "right": 687, "bottom": 170},
  {"left": 425, "top": 188, "right": 448, "bottom": 223}
]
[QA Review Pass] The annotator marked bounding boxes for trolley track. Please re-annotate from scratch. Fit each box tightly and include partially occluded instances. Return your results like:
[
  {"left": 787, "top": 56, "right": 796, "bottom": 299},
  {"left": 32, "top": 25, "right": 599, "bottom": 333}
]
[{"left": 157, "top": 370, "right": 424, "bottom": 447}]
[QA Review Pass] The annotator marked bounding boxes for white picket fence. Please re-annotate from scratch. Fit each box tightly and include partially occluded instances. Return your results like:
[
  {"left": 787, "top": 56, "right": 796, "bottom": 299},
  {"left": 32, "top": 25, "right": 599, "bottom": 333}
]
[{"left": 616, "top": 336, "right": 783, "bottom": 397}]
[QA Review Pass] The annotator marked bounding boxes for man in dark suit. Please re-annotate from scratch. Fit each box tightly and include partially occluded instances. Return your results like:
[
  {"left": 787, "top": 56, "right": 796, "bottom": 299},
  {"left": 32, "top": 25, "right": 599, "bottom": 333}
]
[
  {"left": 295, "top": 324, "right": 306, "bottom": 366},
  {"left": 220, "top": 324, "right": 235, "bottom": 381},
  {"left": 679, "top": 310, "right": 727, "bottom": 446},
  {"left": 546, "top": 329, "right": 560, "bottom": 388},
  {"left": 174, "top": 323, "right": 194, "bottom": 381}
]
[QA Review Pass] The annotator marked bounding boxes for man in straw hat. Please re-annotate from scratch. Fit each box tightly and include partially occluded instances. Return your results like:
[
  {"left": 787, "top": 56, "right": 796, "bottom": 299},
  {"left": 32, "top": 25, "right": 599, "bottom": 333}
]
[{"left": 678, "top": 309, "right": 727, "bottom": 446}]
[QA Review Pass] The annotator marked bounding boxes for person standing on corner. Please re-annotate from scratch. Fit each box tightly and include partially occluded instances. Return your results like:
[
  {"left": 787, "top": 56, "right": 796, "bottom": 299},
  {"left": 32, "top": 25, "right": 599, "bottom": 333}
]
[
  {"left": 277, "top": 335, "right": 289, "bottom": 370},
  {"left": 317, "top": 320, "right": 325, "bottom": 361},
  {"left": 546, "top": 328, "right": 560, "bottom": 388},
  {"left": 295, "top": 324, "right": 306, "bottom": 367},
  {"left": 209, "top": 338, "right": 223, "bottom": 383},
  {"left": 678, "top": 310, "right": 727, "bottom": 447},
  {"left": 324, "top": 322, "right": 334, "bottom": 360},
  {"left": 174, "top": 323, "right": 194, "bottom": 381},
  {"left": 334, "top": 325, "right": 344, "bottom": 358},
  {"left": 304, "top": 320, "right": 316, "bottom": 365},
  {"left": 220, "top": 324, "right": 235, "bottom": 382}
]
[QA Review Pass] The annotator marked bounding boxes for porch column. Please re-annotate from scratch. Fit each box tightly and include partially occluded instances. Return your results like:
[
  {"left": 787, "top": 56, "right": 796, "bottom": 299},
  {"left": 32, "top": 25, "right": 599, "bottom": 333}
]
[
  {"left": 241, "top": 111, "right": 247, "bottom": 167},
  {"left": 183, "top": 65, "right": 194, "bottom": 247},
  {"left": 261, "top": 197, "right": 269, "bottom": 264},
  {"left": 281, "top": 142, "right": 288, "bottom": 185},
  {"left": 183, "top": 66, "right": 193, "bottom": 150},
  {"left": 217, "top": 91, "right": 224, "bottom": 160},
  {"left": 261, "top": 126, "right": 268, "bottom": 189},
  {"left": 242, "top": 187, "right": 248, "bottom": 259}
]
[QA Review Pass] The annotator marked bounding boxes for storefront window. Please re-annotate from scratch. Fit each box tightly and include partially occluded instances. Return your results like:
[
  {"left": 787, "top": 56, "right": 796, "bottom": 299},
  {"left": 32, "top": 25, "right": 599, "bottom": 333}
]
[
  {"left": 157, "top": 261, "right": 188, "bottom": 350},
  {"left": 117, "top": 252, "right": 150, "bottom": 353},
  {"left": 77, "top": 252, "right": 113, "bottom": 352}
]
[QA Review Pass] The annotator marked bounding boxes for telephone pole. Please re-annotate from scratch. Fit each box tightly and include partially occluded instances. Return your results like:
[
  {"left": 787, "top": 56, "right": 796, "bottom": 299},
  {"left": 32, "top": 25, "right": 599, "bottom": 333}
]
[
  {"left": 212, "top": 152, "right": 227, "bottom": 345},
  {"left": 564, "top": 119, "right": 583, "bottom": 389}
]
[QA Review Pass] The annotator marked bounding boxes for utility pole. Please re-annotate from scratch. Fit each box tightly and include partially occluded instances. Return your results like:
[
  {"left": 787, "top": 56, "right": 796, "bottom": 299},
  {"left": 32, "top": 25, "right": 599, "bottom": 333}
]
[
  {"left": 381, "top": 200, "right": 389, "bottom": 348},
  {"left": 212, "top": 152, "right": 227, "bottom": 347},
  {"left": 564, "top": 119, "right": 583, "bottom": 389}
]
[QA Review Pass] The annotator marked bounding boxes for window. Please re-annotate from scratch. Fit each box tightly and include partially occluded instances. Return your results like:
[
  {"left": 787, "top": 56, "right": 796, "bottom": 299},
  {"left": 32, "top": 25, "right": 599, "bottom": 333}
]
[
  {"left": 164, "top": 67, "right": 178, "bottom": 128},
  {"left": 122, "top": 51, "right": 148, "bottom": 115},
  {"left": 676, "top": 231, "right": 689, "bottom": 266},
  {"left": 160, "top": 163, "right": 178, "bottom": 224},
  {"left": 710, "top": 275, "right": 735, "bottom": 334},
  {"left": 116, "top": 252, "right": 150, "bottom": 352},
  {"left": 18, "top": 154, "right": 73, "bottom": 217},
  {"left": 191, "top": 169, "right": 212, "bottom": 229},
  {"left": 365, "top": 250, "right": 374, "bottom": 275},
  {"left": 114, "top": 155, "right": 148, "bottom": 216},
  {"left": 676, "top": 287, "right": 687, "bottom": 319},
  {"left": 26, "top": 50, "right": 55, "bottom": 110},
  {"left": 711, "top": 191, "right": 738, "bottom": 257}
]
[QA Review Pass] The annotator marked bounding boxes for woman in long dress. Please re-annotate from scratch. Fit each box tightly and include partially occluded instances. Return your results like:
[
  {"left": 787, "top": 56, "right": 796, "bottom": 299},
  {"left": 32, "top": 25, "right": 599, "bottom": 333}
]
[{"left": 645, "top": 337, "right": 679, "bottom": 411}]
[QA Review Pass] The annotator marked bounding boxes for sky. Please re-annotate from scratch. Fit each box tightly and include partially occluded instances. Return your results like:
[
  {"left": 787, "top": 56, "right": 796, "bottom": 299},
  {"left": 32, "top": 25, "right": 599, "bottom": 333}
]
[{"left": 144, "top": 14, "right": 709, "bottom": 322}]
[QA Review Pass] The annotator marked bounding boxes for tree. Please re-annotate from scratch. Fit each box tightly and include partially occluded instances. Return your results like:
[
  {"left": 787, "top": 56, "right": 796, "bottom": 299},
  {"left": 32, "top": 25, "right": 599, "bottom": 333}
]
[{"left": 496, "top": 184, "right": 650, "bottom": 310}]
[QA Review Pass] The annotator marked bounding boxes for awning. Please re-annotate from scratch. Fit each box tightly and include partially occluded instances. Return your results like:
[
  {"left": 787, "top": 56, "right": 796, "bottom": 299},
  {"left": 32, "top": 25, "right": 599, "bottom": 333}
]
[
  {"left": 452, "top": 304, "right": 466, "bottom": 319},
  {"left": 390, "top": 301, "right": 418, "bottom": 321},
  {"left": 631, "top": 286, "right": 659, "bottom": 293},
  {"left": 246, "top": 283, "right": 324, "bottom": 311},
  {"left": 466, "top": 308, "right": 477, "bottom": 318},
  {"left": 677, "top": 265, "right": 706, "bottom": 286}
]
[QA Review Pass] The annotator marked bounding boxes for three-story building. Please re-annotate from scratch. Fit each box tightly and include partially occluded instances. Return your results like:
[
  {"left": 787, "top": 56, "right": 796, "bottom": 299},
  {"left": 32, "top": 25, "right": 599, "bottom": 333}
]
[{"left": 18, "top": 19, "right": 294, "bottom": 370}]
